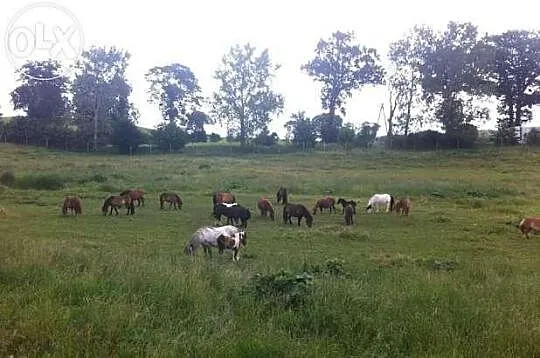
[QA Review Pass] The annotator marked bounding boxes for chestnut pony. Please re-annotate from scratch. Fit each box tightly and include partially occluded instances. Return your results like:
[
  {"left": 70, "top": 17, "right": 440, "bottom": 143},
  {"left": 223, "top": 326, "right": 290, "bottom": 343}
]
[
  {"left": 212, "top": 191, "right": 236, "bottom": 206},
  {"left": 120, "top": 188, "right": 145, "bottom": 207},
  {"left": 312, "top": 196, "right": 336, "bottom": 214},
  {"left": 160, "top": 192, "right": 182, "bottom": 210},
  {"left": 102, "top": 193, "right": 135, "bottom": 216},
  {"left": 257, "top": 197, "right": 275, "bottom": 220},
  {"left": 62, "top": 195, "right": 82, "bottom": 216}
]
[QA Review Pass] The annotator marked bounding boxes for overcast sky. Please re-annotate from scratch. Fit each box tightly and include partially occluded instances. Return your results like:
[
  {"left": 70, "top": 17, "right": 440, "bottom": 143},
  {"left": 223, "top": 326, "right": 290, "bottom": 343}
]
[{"left": 1, "top": 0, "right": 539, "bottom": 137}]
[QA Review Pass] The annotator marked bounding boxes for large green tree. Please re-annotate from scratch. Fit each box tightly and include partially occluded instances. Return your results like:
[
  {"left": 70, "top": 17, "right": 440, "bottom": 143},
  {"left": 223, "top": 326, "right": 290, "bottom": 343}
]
[
  {"left": 212, "top": 43, "right": 284, "bottom": 147},
  {"left": 10, "top": 60, "right": 70, "bottom": 147},
  {"left": 145, "top": 63, "right": 202, "bottom": 124},
  {"left": 302, "top": 30, "right": 385, "bottom": 116},
  {"left": 484, "top": 30, "right": 540, "bottom": 144},
  {"left": 72, "top": 46, "right": 135, "bottom": 150},
  {"left": 420, "top": 22, "right": 490, "bottom": 133}
]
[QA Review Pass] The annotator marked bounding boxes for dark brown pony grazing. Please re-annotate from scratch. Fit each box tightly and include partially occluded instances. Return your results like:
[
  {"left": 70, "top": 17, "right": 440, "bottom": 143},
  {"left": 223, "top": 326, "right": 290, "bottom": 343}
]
[
  {"left": 160, "top": 192, "right": 182, "bottom": 210},
  {"left": 62, "top": 195, "right": 82, "bottom": 216},
  {"left": 283, "top": 203, "right": 313, "bottom": 227},
  {"left": 337, "top": 198, "right": 357, "bottom": 214},
  {"left": 257, "top": 197, "right": 275, "bottom": 220},
  {"left": 102, "top": 194, "right": 135, "bottom": 216},
  {"left": 312, "top": 196, "right": 336, "bottom": 214},
  {"left": 276, "top": 187, "right": 288, "bottom": 205},
  {"left": 212, "top": 191, "right": 236, "bottom": 206},
  {"left": 120, "top": 188, "right": 145, "bottom": 207},
  {"left": 344, "top": 204, "right": 354, "bottom": 225},
  {"left": 394, "top": 196, "right": 412, "bottom": 216}
]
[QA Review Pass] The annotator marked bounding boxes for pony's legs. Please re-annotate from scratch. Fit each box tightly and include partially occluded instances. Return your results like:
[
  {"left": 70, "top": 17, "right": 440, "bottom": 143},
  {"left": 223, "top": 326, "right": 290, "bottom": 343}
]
[{"left": 298, "top": 217, "right": 301, "bottom": 226}]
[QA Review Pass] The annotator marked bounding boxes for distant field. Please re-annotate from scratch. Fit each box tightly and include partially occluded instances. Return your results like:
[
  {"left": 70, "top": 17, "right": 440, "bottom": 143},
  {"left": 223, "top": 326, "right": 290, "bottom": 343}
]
[{"left": 0, "top": 143, "right": 539, "bottom": 357}]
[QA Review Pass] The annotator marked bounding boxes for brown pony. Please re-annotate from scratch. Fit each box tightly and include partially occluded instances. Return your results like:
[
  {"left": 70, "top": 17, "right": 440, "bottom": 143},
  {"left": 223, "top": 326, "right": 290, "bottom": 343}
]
[
  {"left": 102, "top": 194, "right": 135, "bottom": 216},
  {"left": 160, "top": 192, "right": 183, "bottom": 210},
  {"left": 276, "top": 187, "right": 288, "bottom": 205},
  {"left": 62, "top": 195, "right": 82, "bottom": 216},
  {"left": 312, "top": 196, "right": 336, "bottom": 214},
  {"left": 283, "top": 203, "right": 313, "bottom": 227},
  {"left": 337, "top": 198, "right": 357, "bottom": 214},
  {"left": 257, "top": 197, "right": 275, "bottom": 220},
  {"left": 394, "top": 196, "right": 412, "bottom": 216},
  {"left": 120, "top": 188, "right": 145, "bottom": 207},
  {"left": 212, "top": 191, "right": 236, "bottom": 206},
  {"left": 344, "top": 204, "right": 354, "bottom": 225}
]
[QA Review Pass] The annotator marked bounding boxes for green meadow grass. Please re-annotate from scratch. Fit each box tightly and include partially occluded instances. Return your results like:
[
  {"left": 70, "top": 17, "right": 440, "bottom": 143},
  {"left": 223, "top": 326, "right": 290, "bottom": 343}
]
[{"left": 1, "top": 143, "right": 539, "bottom": 357}]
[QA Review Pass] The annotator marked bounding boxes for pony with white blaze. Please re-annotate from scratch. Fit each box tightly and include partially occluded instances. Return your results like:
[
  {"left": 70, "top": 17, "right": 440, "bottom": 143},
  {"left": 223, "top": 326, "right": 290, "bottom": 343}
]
[
  {"left": 184, "top": 225, "right": 245, "bottom": 256},
  {"left": 365, "top": 194, "right": 395, "bottom": 213}
]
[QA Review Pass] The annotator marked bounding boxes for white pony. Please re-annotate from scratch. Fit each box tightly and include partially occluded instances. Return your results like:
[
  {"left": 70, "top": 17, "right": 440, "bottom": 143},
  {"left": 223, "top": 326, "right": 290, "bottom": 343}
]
[
  {"left": 184, "top": 225, "right": 245, "bottom": 256},
  {"left": 365, "top": 194, "right": 395, "bottom": 213}
]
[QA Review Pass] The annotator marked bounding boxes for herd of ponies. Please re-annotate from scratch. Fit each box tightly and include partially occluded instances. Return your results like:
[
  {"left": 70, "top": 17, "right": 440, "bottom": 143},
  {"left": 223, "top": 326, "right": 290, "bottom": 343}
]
[{"left": 59, "top": 186, "right": 539, "bottom": 261}]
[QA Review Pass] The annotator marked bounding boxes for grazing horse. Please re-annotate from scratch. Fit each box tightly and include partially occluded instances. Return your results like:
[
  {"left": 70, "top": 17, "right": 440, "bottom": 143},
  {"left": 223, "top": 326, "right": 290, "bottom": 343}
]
[
  {"left": 518, "top": 217, "right": 540, "bottom": 239},
  {"left": 337, "top": 198, "right": 357, "bottom": 214},
  {"left": 276, "top": 187, "right": 288, "bottom": 205},
  {"left": 120, "top": 188, "right": 145, "bottom": 207},
  {"left": 160, "top": 192, "right": 183, "bottom": 210},
  {"left": 217, "top": 231, "right": 247, "bottom": 261},
  {"left": 212, "top": 191, "right": 236, "bottom": 206},
  {"left": 344, "top": 204, "right": 355, "bottom": 225},
  {"left": 184, "top": 225, "right": 245, "bottom": 257},
  {"left": 102, "top": 194, "right": 135, "bottom": 216},
  {"left": 62, "top": 195, "right": 82, "bottom": 216},
  {"left": 366, "top": 193, "right": 395, "bottom": 213},
  {"left": 283, "top": 203, "right": 313, "bottom": 227},
  {"left": 394, "top": 196, "right": 412, "bottom": 216},
  {"left": 213, "top": 203, "right": 251, "bottom": 227},
  {"left": 312, "top": 196, "right": 336, "bottom": 214},
  {"left": 257, "top": 197, "right": 275, "bottom": 220}
]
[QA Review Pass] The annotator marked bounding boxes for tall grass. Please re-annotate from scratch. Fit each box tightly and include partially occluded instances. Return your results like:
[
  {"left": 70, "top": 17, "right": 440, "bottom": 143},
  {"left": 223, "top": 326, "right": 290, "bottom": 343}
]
[{"left": 0, "top": 143, "right": 539, "bottom": 356}]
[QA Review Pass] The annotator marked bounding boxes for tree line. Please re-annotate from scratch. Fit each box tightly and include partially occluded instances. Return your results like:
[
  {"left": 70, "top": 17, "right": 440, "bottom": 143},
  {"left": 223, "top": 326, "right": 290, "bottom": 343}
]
[{"left": 0, "top": 21, "right": 539, "bottom": 153}]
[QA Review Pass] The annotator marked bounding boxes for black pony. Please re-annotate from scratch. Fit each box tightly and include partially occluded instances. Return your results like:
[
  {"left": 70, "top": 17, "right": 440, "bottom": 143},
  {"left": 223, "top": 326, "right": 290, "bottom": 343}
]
[
  {"left": 337, "top": 198, "right": 357, "bottom": 214},
  {"left": 283, "top": 203, "right": 313, "bottom": 227},
  {"left": 213, "top": 203, "right": 251, "bottom": 228},
  {"left": 276, "top": 187, "right": 288, "bottom": 205}
]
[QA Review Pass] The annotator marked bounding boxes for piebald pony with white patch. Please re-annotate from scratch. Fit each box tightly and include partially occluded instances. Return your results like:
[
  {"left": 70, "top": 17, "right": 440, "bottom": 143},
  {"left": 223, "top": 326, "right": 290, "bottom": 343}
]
[{"left": 184, "top": 225, "right": 245, "bottom": 256}]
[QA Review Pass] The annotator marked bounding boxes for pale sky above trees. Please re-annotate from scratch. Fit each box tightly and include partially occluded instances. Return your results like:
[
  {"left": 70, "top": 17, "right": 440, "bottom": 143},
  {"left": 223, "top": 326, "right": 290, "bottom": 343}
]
[{"left": 0, "top": 0, "right": 538, "bottom": 137}]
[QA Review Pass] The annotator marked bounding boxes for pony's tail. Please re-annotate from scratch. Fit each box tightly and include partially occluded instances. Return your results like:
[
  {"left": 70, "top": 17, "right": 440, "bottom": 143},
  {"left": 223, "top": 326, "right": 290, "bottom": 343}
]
[{"left": 390, "top": 195, "right": 395, "bottom": 211}]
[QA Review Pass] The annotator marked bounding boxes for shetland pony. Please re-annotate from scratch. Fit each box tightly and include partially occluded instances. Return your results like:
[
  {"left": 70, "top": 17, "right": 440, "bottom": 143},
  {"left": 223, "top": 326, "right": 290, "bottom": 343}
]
[
  {"left": 312, "top": 196, "right": 336, "bottom": 214},
  {"left": 217, "top": 231, "right": 247, "bottom": 261},
  {"left": 276, "top": 187, "right": 288, "bottom": 205},
  {"left": 394, "top": 196, "right": 411, "bottom": 216},
  {"left": 365, "top": 194, "right": 395, "bottom": 213},
  {"left": 337, "top": 198, "right": 357, "bottom": 214},
  {"left": 102, "top": 194, "right": 135, "bottom": 216},
  {"left": 159, "top": 192, "right": 183, "bottom": 210},
  {"left": 212, "top": 191, "right": 236, "bottom": 206},
  {"left": 257, "top": 197, "right": 275, "bottom": 220},
  {"left": 344, "top": 204, "right": 355, "bottom": 225},
  {"left": 518, "top": 217, "right": 540, "bottom": 239},
  {"left": 283, "top": 203, "right": 313, "bottom": 227},
  {"left": 184, "top": 225, "right": 244, "bottom": 257},
  {"left": 62, "top": 195, "right": 82, "bottom": 216},
  {"left": 213, "top": 203, "right": 251, "bottom": 227},
  {"left": 120, "top": 188, "right": 145, "bottom": 207}
]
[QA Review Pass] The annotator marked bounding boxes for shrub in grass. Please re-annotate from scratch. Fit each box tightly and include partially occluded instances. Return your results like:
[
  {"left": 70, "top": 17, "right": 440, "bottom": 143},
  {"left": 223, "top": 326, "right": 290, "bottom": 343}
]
[
  {"left": 14, "top": 174, "right": 64, "bottom": 190},
  {"left": 248, "top": 269, "right": 313, "bottom": 308},
  {"left": 0, "top": 170, "right": 15, "bottom": 187}
]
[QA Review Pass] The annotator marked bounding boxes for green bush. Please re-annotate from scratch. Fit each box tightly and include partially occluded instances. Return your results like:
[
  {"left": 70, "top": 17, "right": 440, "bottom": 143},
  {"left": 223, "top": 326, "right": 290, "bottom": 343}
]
[
  {"left": 14, "top": 174, "right": 65, "bottom": 190},
  {"left": 0, "top": 170, "right": 15, "bottom": 187},
  {"left": 248, "top": 269, "right": 313, "bottom": 308}
]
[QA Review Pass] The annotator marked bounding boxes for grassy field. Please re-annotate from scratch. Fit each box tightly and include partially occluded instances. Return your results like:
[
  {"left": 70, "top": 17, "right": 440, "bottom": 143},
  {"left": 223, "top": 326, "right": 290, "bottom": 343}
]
[{"left": 0, "top": 143, "right": 539, "bottom": 357}]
